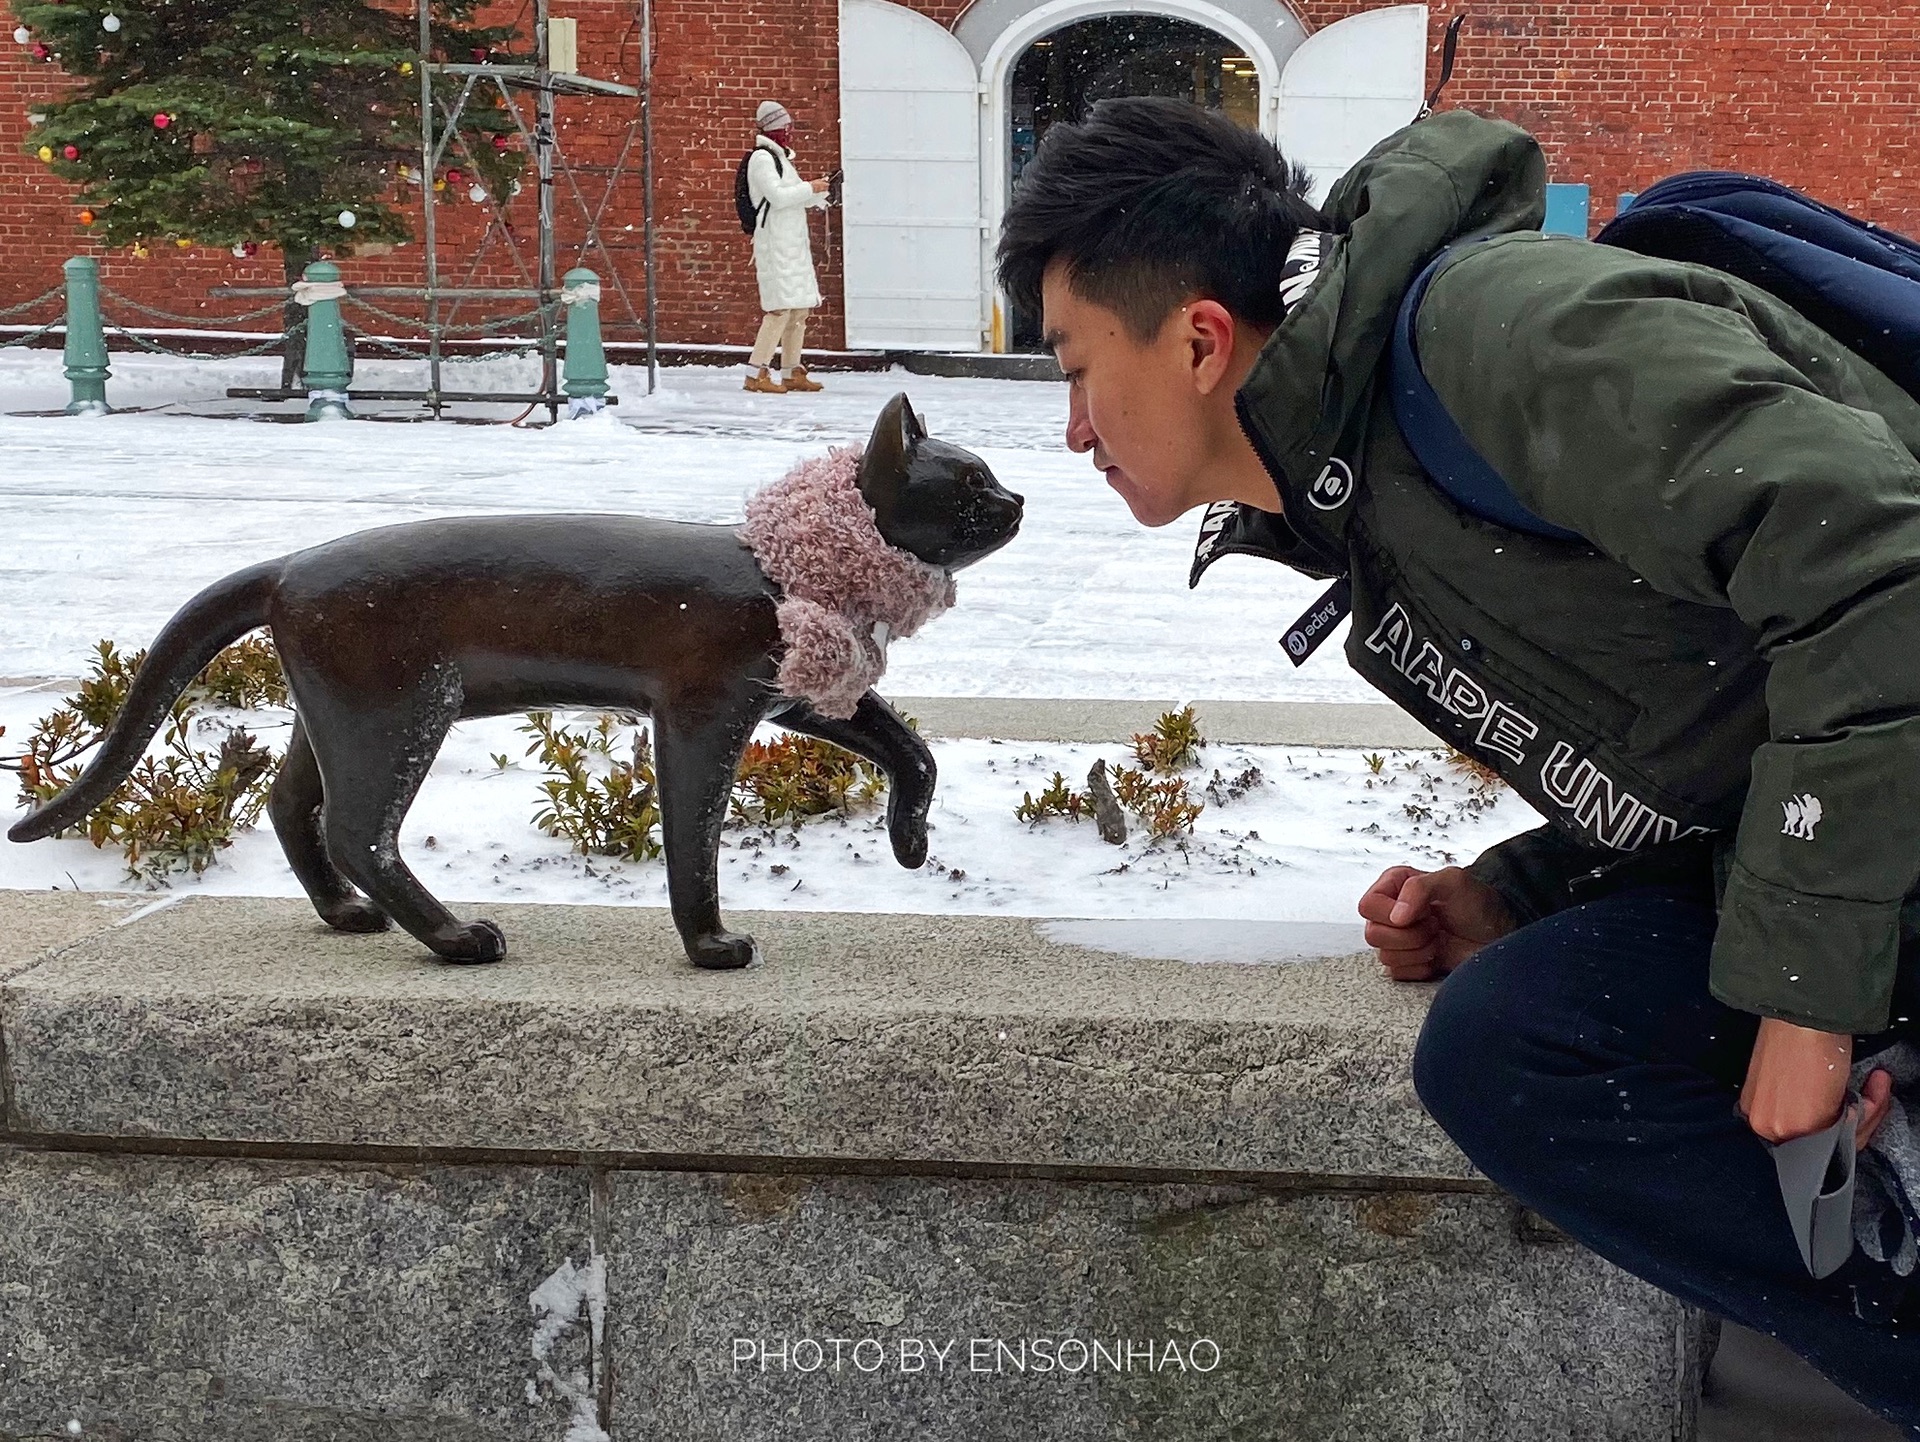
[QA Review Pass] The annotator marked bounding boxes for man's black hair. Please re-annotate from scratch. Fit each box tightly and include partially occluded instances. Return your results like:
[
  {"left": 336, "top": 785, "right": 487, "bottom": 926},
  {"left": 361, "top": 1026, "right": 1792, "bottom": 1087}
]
[{"left": 997, "top": 96, "right": 1323, "bottom": 342}]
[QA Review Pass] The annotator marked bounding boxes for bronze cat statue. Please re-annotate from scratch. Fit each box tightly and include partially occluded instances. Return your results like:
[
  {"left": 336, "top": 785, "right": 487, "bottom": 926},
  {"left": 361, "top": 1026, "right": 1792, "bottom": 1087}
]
[{"left": 9, "top": 393, "right": 1023, "bottom": 969}]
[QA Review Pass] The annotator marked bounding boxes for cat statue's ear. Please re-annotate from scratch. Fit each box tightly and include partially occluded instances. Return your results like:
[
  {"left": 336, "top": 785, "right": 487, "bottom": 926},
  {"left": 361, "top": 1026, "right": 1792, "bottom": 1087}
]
[{"left": 858, "top": 392, "right": 923, "bottom": 508}]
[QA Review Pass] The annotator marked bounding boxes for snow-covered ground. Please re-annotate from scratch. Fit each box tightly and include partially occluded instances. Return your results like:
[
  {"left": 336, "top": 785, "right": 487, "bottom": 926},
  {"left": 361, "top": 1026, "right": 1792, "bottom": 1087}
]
[{"left": 0, "top": 350, "right": 1540, "bottom": 925}]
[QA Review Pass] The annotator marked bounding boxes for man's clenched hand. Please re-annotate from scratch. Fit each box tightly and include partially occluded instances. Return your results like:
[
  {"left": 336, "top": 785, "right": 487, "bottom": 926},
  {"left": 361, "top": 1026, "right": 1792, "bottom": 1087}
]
[
  {"left": 1740, "top": 1017, "right": 1894, "bottom": 1152},
  {"left": 1358, "top": 865, "right": 1518, "bottom": 982}
]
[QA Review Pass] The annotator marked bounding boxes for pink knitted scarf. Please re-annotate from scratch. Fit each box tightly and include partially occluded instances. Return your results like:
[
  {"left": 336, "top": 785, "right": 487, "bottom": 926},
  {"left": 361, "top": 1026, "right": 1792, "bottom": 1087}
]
[{"left": 740, "top": 444, "right": 956, "bottom": 718}]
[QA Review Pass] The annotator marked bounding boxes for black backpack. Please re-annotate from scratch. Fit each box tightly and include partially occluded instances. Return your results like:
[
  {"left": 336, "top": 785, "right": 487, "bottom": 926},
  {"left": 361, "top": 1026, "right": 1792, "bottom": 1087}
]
[{"left": 734, "top": 144, "right": 784, "bottom": 235}]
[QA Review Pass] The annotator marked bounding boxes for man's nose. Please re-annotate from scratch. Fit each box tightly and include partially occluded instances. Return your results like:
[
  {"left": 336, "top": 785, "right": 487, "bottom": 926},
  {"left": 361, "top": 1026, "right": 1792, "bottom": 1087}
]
[{"left": 1065, "top": 395, "right": 1095, "bottom": 454}]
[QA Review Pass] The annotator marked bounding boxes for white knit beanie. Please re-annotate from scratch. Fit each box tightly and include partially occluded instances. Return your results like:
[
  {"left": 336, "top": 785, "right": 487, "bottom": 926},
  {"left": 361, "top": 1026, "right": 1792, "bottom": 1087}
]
[{"left": 756, "top": 101, "right": 792, "bottom": 133}]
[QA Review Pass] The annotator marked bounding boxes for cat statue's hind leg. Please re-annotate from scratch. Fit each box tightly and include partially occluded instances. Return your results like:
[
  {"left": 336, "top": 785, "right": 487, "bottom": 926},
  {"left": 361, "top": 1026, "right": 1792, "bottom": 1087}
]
[
  {"left": 268, "top": 713, "right": 392, "bottom": 935},
  {"left": 300, "top": 667, "right": 508, "bottom": 964}
]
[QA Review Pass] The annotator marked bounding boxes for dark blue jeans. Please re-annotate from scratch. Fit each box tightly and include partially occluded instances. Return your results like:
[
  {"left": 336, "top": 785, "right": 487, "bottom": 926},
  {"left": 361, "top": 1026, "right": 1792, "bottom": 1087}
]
[{"left": 1411, "top": 886, "right": 1920, "bottom": 1434}]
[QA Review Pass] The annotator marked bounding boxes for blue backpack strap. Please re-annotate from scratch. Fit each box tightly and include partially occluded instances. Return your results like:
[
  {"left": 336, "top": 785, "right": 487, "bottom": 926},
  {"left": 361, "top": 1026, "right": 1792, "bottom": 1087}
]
[{"left": 1390, "top": 245, "right": 1585, "bottom": 541}]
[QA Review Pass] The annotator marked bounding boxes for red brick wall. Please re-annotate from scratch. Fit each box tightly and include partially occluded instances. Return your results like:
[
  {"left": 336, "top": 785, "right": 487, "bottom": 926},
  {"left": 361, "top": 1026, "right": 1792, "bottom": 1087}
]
[
  {"left": 1342, "top": 1, "right": 1920, "bottom": 234},
  {"left": 647, "top": 0, "right": 845, "bottom": 350},
  {"left": 4, "top": 1, "right": 1918, "bottom": 350}
]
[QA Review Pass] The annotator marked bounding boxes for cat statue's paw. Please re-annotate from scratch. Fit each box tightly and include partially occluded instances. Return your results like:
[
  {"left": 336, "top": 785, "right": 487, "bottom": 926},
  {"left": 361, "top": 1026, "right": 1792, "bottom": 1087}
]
[
  {"left": 320, "top": 897, "right": 392, "bottom": 934},
  {"left": 690, "top": 930, "right": 760, "bottom": 970},
  {"left": 888, "top": 807, "right": 929, "bottom": 869},
  {"left": 434, "top": 918, "right": 508, "bottom": 965}
]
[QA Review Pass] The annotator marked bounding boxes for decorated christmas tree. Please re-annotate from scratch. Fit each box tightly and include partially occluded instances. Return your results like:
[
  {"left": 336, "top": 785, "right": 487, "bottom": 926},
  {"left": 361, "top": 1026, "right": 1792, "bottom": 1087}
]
[{"left": 11, "top": 0, "right": 529, "bottom": 382}]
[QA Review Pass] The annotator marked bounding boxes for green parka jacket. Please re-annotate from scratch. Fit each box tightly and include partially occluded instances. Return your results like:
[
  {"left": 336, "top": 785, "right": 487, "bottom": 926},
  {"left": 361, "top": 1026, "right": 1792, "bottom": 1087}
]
[{"left": 1196, "top": 109, "right": 1920, "bottom": 1036}]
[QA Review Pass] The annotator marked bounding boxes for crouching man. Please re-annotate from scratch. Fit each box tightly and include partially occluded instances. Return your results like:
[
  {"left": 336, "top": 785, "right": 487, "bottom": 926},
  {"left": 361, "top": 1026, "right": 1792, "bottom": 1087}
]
[{"left": 998, "top": 96, "right": 1920, "bottom": 1430}]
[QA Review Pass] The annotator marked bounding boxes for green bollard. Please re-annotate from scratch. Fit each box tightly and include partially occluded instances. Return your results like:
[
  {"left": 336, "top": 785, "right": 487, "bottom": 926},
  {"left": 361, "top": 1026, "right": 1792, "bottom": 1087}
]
[
  {"left": 561, "top": 267, "right": 608, "bottom": 418},
  {"left": 297, "top": 259, "right": 353, "bottom": 421},
  {"left": 62, "top": 256, "right": 110, "bottom": 416}
]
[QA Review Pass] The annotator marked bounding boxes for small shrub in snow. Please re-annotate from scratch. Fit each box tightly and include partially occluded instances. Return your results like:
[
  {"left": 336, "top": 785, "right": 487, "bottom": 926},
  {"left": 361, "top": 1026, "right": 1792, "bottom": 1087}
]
[
  {"left": 731, "top": 734, "right": 882, "bottom": 825},
  {"left": 1445, "top": 747, "right": 1507, "bottom": 801},
  {"left": 1112, "top": 766, "right": 1203, "bottom": 839},
  {"left": 1203, "top": 766, "right": 1264, "bottom": 805},
  {"left": 1131, "top": 704, "right": 1205, "bottom": 774},
  {"left": 3, "top": 637, "right": 279, "bottom": 882},
  {"left": 1018, "top": 708, "right": 1215, "bottom": 832},
  {"left": 521, "top": 712, "right": 663, "bottom": 862},
  {"left": 520, "top": 715, "right": 884, "bottom": 862},
  {"left": 195, "top": 633, "right": 290, "bottom": 709},
  {"left": 1015, "top": 771, "right": 1085, "bottom": 824}
]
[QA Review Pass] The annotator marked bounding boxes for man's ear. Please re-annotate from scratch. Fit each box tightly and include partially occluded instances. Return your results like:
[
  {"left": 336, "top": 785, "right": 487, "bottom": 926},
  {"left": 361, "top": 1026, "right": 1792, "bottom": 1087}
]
[
  {"left": 859, "top": 392, "right": 916, "bottom": 505},
  {"left": 1184, "top": 300, "right": 1238, "bottom": 396}
]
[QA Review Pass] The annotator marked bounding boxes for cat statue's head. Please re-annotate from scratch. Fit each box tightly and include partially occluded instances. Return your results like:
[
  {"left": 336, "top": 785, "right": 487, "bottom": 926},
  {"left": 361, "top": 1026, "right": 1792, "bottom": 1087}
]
[{"left": 857, "top": 393, "right": 1024, "bottom": 570}]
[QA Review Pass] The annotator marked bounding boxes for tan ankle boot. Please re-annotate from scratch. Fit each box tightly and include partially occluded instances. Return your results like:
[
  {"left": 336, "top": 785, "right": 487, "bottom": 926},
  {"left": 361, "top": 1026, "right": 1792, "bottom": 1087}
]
[
  {"left": 743, "top": 366, "right": 785, "bottom": 394},
  {"left": 783, "top": 364, "right": 824, "bottom": 393}
]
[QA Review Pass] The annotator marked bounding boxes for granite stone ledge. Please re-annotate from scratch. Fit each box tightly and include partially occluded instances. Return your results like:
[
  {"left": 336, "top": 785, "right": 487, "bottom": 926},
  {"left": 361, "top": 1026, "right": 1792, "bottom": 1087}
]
[
  {"left": 0, "top": 893, "right": 1469, "bottom": 1181},
  {"left": 0, "top": 1145, "right": 598, "bottom": 1441},
  {"left": 608, "top": 1168, "right": 1701, "bottom": 1442},
  {"left": 0, "top": 888, "right": 148, "bottom": 982}
]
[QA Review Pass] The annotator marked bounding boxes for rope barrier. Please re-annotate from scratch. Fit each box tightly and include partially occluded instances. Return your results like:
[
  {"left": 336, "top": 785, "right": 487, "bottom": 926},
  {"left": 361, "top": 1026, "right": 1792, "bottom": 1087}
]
[
  {"left": 345, "top": 328, "right": 433, "bottom": 360},
  {"left": 343, "top": 291, "right": 547, "bottom": 336},
  {"left": 105, "top": 323, "right": 296, "bottom": 361},
  {"left": 0, "top": 287, "right": 63, "bottom": 322},
  {"left": 0, "top": 319, "right": 63, "bottom": 351},
  {"left": 101, "top": 287, "right": 287, "bottom": 327},
  {"left": 438, "top": 345, "right": 546, "bottom": 363}
]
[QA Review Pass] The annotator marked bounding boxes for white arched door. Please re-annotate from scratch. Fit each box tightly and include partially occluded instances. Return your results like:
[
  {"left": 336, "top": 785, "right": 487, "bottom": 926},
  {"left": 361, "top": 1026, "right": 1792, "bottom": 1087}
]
[
  {"left": 1278, "top": 4, "right": 1428, "bottom": 204},
  {"left": 839, "top": 0, "right": 985, "bottom": 350}
]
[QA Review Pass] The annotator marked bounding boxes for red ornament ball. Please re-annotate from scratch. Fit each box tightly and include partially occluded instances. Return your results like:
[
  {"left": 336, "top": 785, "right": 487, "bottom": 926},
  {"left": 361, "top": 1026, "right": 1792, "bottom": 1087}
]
[
  {"left": 447, "top": 167, "right": 464, "bottom": 184},
  {"left": 152, "top": 111, "right": 170, "bottom": 129},
  {"left": 30, "top": 42, "right": 48, "bottom": 58},
  {"left": 470, "top": 46, "right": 488, "bottom": 62},
  {"left": 62, "top": 143, "right": 78, "bottom": 160},
  {"left": 492, "top": 135, "right": 509, "bottom": 152}
]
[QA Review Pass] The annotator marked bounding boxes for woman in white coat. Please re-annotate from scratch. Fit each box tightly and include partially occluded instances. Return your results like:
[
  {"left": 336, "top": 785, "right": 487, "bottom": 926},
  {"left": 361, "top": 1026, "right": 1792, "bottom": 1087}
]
[{"left": 744, "top": 100, "right": 832, "bottom": 394}]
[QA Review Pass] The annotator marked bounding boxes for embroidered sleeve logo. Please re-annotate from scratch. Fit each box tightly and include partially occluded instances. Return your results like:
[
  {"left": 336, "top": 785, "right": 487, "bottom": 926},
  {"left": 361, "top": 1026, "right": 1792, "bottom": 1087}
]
[{"left": 1781, "top": 793, "right": 1824, "bottom": 842}]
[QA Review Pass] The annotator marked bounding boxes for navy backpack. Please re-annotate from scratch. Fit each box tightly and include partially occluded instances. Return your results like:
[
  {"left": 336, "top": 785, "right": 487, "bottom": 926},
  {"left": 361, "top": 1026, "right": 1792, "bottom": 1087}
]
[{"left": 1390, "top": 173, "right": 1920, "bottom": 541}]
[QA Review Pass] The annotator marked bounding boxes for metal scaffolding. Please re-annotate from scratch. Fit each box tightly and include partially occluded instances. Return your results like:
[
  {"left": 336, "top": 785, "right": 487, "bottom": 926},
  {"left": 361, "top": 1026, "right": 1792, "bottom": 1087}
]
[{"left": 223, "top": 0, "right": 659, "bottom": 419}]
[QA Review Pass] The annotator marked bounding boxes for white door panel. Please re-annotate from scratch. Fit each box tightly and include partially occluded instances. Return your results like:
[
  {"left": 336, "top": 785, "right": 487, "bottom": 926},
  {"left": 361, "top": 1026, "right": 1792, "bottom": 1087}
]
[
  {"left": 1278, "top": 4, "right": 1428, "bottom": 204},
  {"left": 840, "top": 0, "right": 984, "bottom": 350}
]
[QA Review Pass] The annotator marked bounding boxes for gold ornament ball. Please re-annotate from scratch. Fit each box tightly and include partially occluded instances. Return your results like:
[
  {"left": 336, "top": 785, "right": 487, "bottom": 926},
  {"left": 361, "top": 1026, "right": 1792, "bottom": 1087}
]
[
  {"left": 37, "top": 145, "right": 52, "bottom": 163},
  {"left": 175, "top": 237, "right": 193, "bottom": 248},
  {"left": 77, "top": 208, "right": 95, "bottom": 226}
]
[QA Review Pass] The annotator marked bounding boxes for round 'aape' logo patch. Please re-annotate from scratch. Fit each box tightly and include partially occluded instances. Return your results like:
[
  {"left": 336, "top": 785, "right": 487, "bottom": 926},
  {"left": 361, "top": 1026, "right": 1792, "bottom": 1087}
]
[{"left": 1307, "top": 458, "right": 1355, "bottom": 511}]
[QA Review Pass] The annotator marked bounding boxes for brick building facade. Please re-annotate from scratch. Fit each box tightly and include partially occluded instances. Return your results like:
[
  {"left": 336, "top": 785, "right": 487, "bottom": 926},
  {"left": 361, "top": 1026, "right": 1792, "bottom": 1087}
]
[{"left": 2, "top": 1, "right": 1916, "bottom": 353}]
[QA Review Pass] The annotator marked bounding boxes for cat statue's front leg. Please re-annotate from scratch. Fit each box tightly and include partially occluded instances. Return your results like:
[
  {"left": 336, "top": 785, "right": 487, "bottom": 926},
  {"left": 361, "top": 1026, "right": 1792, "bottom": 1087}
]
[
  {"left": 654, "top": 694, "right": 770, "bottom": 970},
  {"left": 773, "top": 692, "right": 935, "bottom": 868}
]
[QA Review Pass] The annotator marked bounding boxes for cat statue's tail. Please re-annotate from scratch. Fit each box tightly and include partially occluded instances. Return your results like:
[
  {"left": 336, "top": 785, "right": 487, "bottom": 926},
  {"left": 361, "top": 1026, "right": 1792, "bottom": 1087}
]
[{"left": 9, "top": 559, "right": 282, "bottom": 843}]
